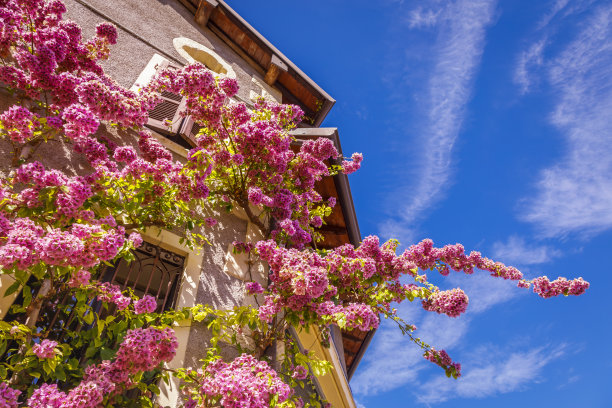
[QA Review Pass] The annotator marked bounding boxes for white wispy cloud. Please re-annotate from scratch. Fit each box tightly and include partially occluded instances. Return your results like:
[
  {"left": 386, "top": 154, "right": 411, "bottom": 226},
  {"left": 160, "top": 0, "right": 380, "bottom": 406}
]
[
  {"left": 537, "top": 0, "right": 570, "bottom": 29},
  {"left": 521, "top": 4, "right": 612, "bottom": 238},
  {"left": 351, "top": 318, "right": 425, "bottom": 396},
  {"left": 351, "top": 310, "right": 469, "bottom": 396},
  {"left": 379, "top": 0, "right": 496, "bottom": 236},
  {"left": 514, "top": 39, "right": 547, "bottom": 94},
  {"left": 538, "top": 0, "right": 598, "bottom": 29},
  {"left": 352, "top": 294, "right": 563, "bottom": 402},
  {"left": 491, "top": 235, "right": 561, "bottom": 265},
  {"left": 377, "top": 219, "right": 417, "bottom": 247},
  {"left": 448, "top": 272, "right": 523, "bottom": 314},
  {"left": 416, "top": 344, "right": 567, "bottom": 404},
  {"left": 407, "top": 7, "right": 442, "bottom": 29}
]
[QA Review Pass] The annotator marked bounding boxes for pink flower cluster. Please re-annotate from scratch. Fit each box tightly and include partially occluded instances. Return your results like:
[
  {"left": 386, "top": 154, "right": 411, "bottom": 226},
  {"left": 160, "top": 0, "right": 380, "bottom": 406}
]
[
  {"left": 0, "top": 382, "right": 20, "bottom": 408},
  {"left": 245, "top": 281, "right": 264, "bottom": 295},
  {"left": 28, "top": 327, "right": 178, "bottom": 408},
  {"left": 68, "top": 269, "right": 91, "bottom": 287},
  {"left": 94, "top": 282, "right": 131, "bottom": 310},
  {"left": 32, "top": 339, "right": 58, "bottom": 359},
  {"left": 198, "top": 354, "right": 291, "bottom": 408},
  {"left": 0, "top": 105, "right": 37, "bottom": 143},
  {"left": 0, "top": 216, "right": 126, "bottom": 271},
  {"left": 128, "top": 232, "right": 143, "bottom": 248},
  {"left": 403, "top": 239, "right": 589, "bottom": 298},
  {"left": 291, "top": 365, "right": 308, "bottom": 380},
  {"left": 14, "top": 161, "right": 94, "bottom": 218},
  {"left": 145, "top": 64, "right": 362, "bottom": 247},
  {"left": 0, "top": 0, "right": 153, "bottom": 136},
  {"left": 422, "top": 288, "right": 469, "bottom": 318},
  {"left": 28, "top": 384, "right": 64, "bottom": 408},
  {"left": 531, "top": 276, "right": 589, "bottom": 298},
  {"left": 341, "top": 152, "right": 363, "bottom": 175},
  {"left": 134, "top": 294, "right": 157, "bottom": 314},
  {"left": 424, "top": 348, "right": 462, "bottom": 378},
  {"left": 255, "top": 240, "right": 380, "bottom": 330},
  {"left": 255, "top": 235, "right": 589, "bottom": 332},
  {"left": 114, "top": 327, "right": 178, "bottom": 372}
]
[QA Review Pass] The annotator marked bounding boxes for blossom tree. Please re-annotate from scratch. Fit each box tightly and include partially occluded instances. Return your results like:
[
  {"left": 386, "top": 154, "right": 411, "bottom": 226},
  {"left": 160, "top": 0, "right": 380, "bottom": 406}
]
[{"left": 0, "top": 1, "right": 589, "bottom": 407}]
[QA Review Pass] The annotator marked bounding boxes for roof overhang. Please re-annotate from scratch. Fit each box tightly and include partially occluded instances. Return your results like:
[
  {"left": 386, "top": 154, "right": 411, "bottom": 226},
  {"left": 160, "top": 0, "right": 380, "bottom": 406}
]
[{"left": 179, "top": 0, "right": 336, "bottom": 126}]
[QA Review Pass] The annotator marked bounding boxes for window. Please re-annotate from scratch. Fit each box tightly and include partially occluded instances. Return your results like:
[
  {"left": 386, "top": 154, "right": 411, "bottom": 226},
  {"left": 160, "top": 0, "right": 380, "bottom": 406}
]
[
  {"left": 100, "top": 241, "right": 185, "bottom": 313},
  {"left": 2, "top": 242, "right": 185, "bottom": 335},
  {"left": 133, "top": 45, "right": 234, "bottom": 150}
]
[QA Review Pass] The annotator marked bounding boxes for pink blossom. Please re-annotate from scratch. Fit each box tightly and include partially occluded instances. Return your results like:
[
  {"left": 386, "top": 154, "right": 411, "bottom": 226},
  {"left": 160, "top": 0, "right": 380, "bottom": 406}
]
[
  {"left": 422, "top": 288, "right": 469, "bottom": 318},
  {"left": 128, "top": 232, "right": 143, "bottom": 248},
  {"left": 32, "top": 339, "right": 58, "bottom": 359},
  {"left": 292, "top": 365, "right": 308, "bottom": 380},
  {"left": 114, "top": 327, "right": 178, "bottom": 373},
  {"left": 0, "top": 383, "right": 20, "bottom": 408},
  {"left": 424, "top": 348, "right": 461, "bottom": 378},
  {"left": 68, "top": 269, "right": 91, "bottom": 288},
  {"left": 245, "top": 281, "right": 264, "bottom": 295},
  {"left": 341, "top": 152, "right": 363, "bottom": 174},
  {"left": 28, "top": 384, "right": 65, "bottom": 408},
  {"left": 198, "top": 354, "right": 291, "bottom": 408},
  {"left": 95, "top": 22, "right": 117, "bottom": 44},
  {"left": 134, "top": 295, "right": 157, "bottom": 314}
]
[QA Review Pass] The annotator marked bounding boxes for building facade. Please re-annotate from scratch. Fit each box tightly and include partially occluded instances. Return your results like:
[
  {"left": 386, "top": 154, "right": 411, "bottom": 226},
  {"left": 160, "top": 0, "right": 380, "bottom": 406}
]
[{"left": 0, "top": 1, "right": 374, "bottom": 406}]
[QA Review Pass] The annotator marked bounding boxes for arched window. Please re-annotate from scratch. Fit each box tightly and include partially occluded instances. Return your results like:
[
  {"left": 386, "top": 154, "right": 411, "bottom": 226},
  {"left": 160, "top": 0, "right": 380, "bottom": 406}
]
[{"left": 173, "top": 37, "right": 236, "bottom": 78}]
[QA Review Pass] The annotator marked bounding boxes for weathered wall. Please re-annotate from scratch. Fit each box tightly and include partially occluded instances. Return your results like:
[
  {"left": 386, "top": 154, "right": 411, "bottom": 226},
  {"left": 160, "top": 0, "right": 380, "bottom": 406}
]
[{"left": 63, "top": 0, "right": 276, "bottom": 103}]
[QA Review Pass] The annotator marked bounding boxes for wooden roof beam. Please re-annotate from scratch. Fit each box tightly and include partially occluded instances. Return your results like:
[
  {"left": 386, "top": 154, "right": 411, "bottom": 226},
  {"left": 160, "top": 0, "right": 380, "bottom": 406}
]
[
  {"left": 195, "top": 0, "right": 218, "bottom": 26},
  {"left": 264, "top": 55, "right": 288, "bottom": 86},
  {"left": 320, "top": 224, "right": 348, "bottom": 235},
  {"left": 342, "top": 332, "right": 366, "bottom": 343}
]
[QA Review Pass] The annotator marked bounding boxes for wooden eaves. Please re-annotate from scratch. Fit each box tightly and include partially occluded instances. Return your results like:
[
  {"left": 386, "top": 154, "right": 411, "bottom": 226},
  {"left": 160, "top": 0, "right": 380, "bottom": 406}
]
[{"left": 179, "top": 0, "right": 336, "bottom": 127}]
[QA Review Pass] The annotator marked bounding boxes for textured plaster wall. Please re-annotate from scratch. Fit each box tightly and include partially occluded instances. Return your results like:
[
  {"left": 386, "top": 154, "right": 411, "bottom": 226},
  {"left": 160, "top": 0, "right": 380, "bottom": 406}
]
[{"left": 63, "top": 0, "right": 266, "bottom": 103}]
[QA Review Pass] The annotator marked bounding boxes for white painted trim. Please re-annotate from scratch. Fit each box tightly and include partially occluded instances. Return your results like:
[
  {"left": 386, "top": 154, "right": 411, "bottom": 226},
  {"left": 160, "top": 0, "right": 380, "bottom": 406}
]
[
  {"left": 173, "top": 37, "right": 236, "bottom": 79},
  {"left": 137, "top": 227, "right": 203, "bottom": 408},
  {"left": 294, "top": 326, "right": 357, "bottom": 408}
]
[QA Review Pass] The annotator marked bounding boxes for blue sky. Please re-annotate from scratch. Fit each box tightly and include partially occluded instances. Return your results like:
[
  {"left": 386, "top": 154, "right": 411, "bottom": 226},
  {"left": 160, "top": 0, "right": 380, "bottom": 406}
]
[{"left": 229, "top": 1, "right": 611, "bottom": 407}]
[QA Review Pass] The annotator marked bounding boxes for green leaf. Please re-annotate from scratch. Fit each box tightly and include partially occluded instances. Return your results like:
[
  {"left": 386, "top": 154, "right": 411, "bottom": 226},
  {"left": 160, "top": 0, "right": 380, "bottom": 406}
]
[
  {"left": 55, "top": 365, "right": 66, "bottom": 381},
  {"left": 100, "top": 347, "right": 114, "bottom": 361},
  {"left": 148, "top": 383, "right": 161, "bottom": 395},
  {"left": 29, "top": 371, "right": 41, "bottom": 378},
  {"left": 3, "top": 281, "right": 21, "bottom": 297},
  {"left": 83, "top": 311, "right": 94, "bottom": 325}
]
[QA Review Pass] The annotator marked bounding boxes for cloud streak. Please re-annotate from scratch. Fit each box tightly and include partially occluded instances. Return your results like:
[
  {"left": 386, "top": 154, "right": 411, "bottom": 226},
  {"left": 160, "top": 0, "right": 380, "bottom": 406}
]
[
  {"left": 514, "top": 38, "right": 547, "bottom": 94},
  {"left": 491, "top": 235, "right": 561, "bottom": 266},
  {"left": 521, "top": 4, "right": 612, "bottom": 238},
  {"left": 351, "top": 310, "right": 469, "bottom": 396},
  {"left": 380, "top": 0, "right": 496, "bottom": 237},
  {"left": 416, "top": 344, "right": 567, "bottom": 404}
]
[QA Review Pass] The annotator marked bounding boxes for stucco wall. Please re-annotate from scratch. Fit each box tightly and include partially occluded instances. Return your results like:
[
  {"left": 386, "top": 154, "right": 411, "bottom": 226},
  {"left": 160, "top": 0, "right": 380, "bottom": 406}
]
[{"left": 63, "top": 0, "right": 272, "bottom": 103}]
